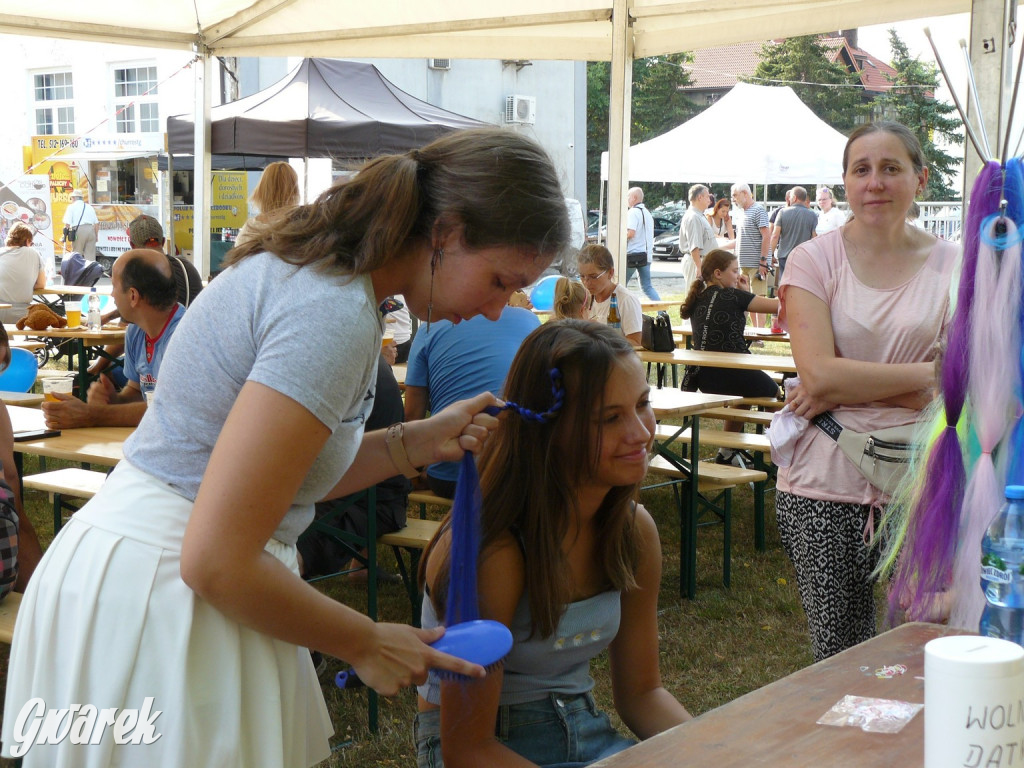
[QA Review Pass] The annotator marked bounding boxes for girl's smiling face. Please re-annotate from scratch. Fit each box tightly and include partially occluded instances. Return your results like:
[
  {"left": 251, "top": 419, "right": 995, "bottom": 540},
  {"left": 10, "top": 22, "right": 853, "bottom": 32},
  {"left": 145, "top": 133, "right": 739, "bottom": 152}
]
[{"left": 589, "top": 354, "right": 655, "bottom": 491}]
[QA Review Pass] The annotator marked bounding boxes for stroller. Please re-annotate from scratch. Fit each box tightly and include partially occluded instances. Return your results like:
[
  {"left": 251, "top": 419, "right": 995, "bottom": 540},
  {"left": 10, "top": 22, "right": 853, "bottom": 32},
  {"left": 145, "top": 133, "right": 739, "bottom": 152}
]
[{"left": 31, "top": 252, "right": 107, "bottom": 365}]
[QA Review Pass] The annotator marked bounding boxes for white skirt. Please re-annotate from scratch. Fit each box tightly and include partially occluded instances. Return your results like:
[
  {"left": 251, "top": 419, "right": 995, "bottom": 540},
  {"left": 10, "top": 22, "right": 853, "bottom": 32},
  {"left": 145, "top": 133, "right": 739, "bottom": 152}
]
[{"left": 1, "top": 462, "right": 333, "bottom": 767}]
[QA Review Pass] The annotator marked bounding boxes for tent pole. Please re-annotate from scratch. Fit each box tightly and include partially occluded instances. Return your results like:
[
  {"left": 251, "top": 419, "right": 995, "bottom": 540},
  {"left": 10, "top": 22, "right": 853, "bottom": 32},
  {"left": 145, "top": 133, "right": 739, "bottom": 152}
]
[
  {"left": 598, "top": 178, "right": 605, "bottom": 245},
  {"left": 606, "top": 0, "right": 633, "bottom": 283},
  {"left": 166, "top": 153, "right": 175, "bottom": 257},
  {"left": 193, "top": 46, "right": 213, "bottom": 279}
]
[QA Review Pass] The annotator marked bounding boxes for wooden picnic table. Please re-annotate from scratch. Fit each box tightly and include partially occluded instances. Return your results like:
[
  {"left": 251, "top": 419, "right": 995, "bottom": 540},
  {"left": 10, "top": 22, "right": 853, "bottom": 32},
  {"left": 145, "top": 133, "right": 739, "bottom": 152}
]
[
  {"left": 0, "top": 392, "right": 43, "bottom": 407},
  {"left": 674, "top": 323, "right": 790, "bottom": 346},
  {"left": 8, "top": 405, "right": 131, "bottom": 468},
  {"left": 37, "top": 284, "right": 112, "bottom": 297},
  {"left": 638, "top": 347, "right": 797, "bottom": 388},
  {"left": 591, "top": 622, "right": 970, "bottom": 768},
  {"left": 639, "top": 300, "right": 679, "bottom": 314},
  {"left": 392, "top": 363, "right": 406, "bottom": 389},
  {"left": 6, "top": 324, "right": 126, "bottom": 400}
]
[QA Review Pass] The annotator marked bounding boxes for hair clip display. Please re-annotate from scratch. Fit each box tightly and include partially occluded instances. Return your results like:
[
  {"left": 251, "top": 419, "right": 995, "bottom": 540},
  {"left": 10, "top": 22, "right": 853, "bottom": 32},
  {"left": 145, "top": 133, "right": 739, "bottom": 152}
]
[{"left": 878, "top": 25, "right": 1024, "bottom": 631}]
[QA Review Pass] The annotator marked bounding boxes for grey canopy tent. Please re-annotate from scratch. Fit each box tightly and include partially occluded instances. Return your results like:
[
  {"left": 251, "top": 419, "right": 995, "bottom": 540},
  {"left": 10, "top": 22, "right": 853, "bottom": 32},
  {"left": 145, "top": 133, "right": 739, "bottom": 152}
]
[{"left": 166, "top": 58, "right": 488, "bottom": 159}]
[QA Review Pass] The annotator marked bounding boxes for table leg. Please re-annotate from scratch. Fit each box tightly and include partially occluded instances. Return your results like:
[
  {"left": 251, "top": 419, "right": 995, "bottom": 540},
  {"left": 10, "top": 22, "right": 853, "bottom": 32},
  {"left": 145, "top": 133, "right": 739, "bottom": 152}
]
[
  {"left": 685, "top": 417, "right": 700, "bottom": 598},
  {"left": 75, "top": 339, "right": 89, "bottom": 401}
]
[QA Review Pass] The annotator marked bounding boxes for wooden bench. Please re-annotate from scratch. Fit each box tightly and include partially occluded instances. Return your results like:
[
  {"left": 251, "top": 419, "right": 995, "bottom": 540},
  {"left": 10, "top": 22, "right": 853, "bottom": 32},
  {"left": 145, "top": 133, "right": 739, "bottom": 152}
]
[
  {"left": 646, "top": 455, "right": 768, "bottom": 598},
  {"left": 702, "top": 407, "right": 775, "bottom": 430},
  {"left": 654, "top": 424, "right": 775, "bottom": 552},
  {"left": 23, "top": 467, "right": 107, "bottom": 534},
  {"left": 0, "top": 591, "right": 22, "bottom": 644},
  {"left": 382, "top": 517, "right": 442, "bottom": 627},
  {"left": 408, "top": 490, "right": 454, "bottom": 519},
  {"left": 729, "top": 396, "right": 785, "bottom": 410},
  {"left": 654, "top": 424, "right": 771, "bottom": 456}
]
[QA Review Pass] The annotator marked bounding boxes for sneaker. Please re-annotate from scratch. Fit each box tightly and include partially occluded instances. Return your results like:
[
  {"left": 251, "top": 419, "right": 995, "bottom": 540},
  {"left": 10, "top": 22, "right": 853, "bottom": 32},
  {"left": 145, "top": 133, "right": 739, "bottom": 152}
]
[
  {"left": 749, "top": 340, "right": 765, "bottom": 349},
  {"left": 714, "top": 450, "right": 735, "bottom": 465}
]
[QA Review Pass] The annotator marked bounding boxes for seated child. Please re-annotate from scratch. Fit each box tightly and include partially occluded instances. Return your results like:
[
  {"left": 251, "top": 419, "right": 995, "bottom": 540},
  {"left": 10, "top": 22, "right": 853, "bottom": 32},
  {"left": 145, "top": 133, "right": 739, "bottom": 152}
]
[
  {"left": 679, "top": 248, "right": 781, "bottom": 463},
  {"left": 414, "top": 319, "right": 691, "bottom": 767},
  {"left": 552, "top": 277, "right": 587, "bottom": 320}
]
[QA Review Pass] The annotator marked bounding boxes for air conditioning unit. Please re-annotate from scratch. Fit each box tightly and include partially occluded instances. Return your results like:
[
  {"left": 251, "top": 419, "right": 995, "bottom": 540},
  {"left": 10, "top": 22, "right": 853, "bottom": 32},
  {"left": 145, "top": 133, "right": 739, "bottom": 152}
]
[
  {"left": 428, "top": 58, "right": 451, "bottom": 70},
  {"left": 504, "top": 95, "right": 536, "bottom": 125}
]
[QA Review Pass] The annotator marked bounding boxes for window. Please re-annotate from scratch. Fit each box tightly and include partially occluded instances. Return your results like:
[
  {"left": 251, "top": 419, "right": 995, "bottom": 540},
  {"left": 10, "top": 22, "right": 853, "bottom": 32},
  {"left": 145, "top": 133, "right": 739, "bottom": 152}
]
[
  {"left": 33, "top": 71, "right": 74, "bottom": 135},
  {"left": 113, "top": 65, "right": 158, "bottom": 133}
]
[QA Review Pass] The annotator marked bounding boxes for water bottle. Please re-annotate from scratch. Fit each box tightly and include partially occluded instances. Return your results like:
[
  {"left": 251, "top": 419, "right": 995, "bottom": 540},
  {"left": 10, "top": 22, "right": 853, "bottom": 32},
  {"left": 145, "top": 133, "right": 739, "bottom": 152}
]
[
  {"left": 607, "top": 292, "right": 621, "bottom": 329},
  {"left": 87, "top": 287, "right": 102, "bottom": 332},
  {"left": 979, "top": 485, "right": 1024, "bottom": 644}
]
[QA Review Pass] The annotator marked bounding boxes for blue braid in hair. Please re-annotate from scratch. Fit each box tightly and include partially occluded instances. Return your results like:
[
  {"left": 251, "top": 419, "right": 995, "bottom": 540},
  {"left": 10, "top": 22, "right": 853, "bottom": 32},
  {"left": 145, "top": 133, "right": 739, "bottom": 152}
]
[{"left": 484, "top": 368, "right": 564, "bottom": 422}]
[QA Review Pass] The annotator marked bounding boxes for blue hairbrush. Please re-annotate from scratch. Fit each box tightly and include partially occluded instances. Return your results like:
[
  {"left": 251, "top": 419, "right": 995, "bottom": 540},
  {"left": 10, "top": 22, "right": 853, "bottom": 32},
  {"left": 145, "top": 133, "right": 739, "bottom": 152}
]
[{"left": 334, "top": 619, "right": 513, "bottom": 690}]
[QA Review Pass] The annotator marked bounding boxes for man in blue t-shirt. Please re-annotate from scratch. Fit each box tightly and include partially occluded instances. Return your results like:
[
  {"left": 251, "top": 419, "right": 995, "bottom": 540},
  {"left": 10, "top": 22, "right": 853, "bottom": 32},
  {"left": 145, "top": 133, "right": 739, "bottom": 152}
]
[
  {"left": 42, "top": 249, "right": 184, "bottom": 429},
  {"left": 404, "top": 305, "right": 540, "bottom": 497}
]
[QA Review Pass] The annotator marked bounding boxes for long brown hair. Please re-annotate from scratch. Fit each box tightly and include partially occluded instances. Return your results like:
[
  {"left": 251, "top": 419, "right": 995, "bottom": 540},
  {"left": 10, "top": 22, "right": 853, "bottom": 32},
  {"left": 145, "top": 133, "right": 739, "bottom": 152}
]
[
  {"left": 250, "top": 161, "right": 300, "bottom": 215},
  {"left": 229, "top": 128, "right": 570, "bottom": 276},
  {"left": 423, "top": 320, "right": 642, "bottom": 637},
  {"left": 679, "top": 248, "right": 736, "bottom": 319}
]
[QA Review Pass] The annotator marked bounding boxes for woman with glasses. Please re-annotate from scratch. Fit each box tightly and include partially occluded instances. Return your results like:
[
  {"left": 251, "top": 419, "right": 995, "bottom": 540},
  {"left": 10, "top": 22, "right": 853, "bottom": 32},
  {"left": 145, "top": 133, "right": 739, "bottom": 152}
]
[{"left": 579, "top": 243, "right": 642, "bottom": 344}]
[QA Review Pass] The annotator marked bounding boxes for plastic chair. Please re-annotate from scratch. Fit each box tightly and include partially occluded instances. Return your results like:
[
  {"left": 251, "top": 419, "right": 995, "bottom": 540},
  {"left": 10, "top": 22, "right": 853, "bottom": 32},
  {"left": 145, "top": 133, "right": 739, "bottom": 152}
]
[
  {"left": 529, "top": 275, "right": 561, "bottom": 312},
  {"left": 0, "top": 349, "right": 39, "bottom": 393}
]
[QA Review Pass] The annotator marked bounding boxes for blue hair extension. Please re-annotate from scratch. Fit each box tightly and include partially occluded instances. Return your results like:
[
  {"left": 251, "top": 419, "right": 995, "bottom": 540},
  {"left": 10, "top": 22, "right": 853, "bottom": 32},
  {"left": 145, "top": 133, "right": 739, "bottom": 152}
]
[{"left": 446, "top": 452, "right": 483, "bottom": 626}]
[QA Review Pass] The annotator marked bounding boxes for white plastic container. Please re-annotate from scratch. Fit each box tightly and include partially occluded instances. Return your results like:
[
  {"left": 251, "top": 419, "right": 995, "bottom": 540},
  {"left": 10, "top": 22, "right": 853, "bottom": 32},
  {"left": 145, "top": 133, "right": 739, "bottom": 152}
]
[{"left": 924, "top": 635, "right": 1024, "bottom": 768}]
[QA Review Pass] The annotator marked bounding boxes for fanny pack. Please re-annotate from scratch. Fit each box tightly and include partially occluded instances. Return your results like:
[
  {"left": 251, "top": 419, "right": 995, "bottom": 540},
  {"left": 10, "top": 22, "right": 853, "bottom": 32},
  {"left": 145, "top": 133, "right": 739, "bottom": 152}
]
[{"left": 812, "top": 411, "right": 917, "bottom": 495}]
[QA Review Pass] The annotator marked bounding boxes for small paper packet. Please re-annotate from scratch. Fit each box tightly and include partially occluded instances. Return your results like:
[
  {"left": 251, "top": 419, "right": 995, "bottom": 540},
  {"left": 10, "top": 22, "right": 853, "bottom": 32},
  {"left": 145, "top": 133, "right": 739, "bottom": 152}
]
[{"left": 816, "top": 695, "right": 923, "bottom": 734}]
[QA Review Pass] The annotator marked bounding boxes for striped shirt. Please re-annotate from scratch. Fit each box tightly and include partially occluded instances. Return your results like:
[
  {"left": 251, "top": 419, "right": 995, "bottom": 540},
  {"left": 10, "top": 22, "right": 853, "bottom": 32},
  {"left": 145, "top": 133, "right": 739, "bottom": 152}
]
[{"left": 737, "top": 202, "right": 769, "bottom": 269}]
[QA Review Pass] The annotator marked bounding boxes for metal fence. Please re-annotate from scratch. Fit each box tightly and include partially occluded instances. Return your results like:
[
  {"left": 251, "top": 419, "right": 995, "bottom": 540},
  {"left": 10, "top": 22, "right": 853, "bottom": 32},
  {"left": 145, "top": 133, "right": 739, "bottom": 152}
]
[{"left": 759, "top": 200, "right": 963, "bottom": 242}]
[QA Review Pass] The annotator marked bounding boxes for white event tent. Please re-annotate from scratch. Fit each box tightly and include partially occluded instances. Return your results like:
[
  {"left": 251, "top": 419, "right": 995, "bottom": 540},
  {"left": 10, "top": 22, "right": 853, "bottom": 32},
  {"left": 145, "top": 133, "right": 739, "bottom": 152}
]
[
  {"left": 0, "top": 0, "right": 972, "bottom": 275},
  {"left": 600, "top": 82, "right": 849, "bottom": 186}
]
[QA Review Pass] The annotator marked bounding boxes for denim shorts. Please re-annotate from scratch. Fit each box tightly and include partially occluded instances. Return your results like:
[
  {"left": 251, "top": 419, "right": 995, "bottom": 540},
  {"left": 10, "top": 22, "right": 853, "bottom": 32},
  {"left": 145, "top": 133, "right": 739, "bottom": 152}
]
[{"left": 414, "top": 692, "right": 636, "bottom": 768}]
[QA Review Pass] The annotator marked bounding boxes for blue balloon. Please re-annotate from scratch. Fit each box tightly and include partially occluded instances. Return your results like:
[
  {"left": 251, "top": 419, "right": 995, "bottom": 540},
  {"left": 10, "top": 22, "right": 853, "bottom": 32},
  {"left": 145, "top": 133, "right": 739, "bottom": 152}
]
[
  {"left": 0, "top": 348, "right": 39, "bottom": 393},
  {"left": 529, "top": 275, "right": 561, "bottom": 312}
]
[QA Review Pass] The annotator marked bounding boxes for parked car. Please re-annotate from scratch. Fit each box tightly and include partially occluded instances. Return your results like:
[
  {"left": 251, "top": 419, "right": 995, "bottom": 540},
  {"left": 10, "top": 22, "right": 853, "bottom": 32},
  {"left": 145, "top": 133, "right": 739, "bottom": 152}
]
[
  {"left": 585, "top": 212, "right": 677, "bottom": 244},
  {"left": 652, "top": 230, "right": 681, "bottom": 261}
]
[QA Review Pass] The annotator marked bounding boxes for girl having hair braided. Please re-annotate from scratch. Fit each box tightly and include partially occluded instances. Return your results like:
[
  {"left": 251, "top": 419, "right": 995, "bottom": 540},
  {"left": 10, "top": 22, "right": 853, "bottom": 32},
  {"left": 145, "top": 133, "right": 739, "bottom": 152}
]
[{"left": 415, "top": 319, "right": 691, "bottom": 768}]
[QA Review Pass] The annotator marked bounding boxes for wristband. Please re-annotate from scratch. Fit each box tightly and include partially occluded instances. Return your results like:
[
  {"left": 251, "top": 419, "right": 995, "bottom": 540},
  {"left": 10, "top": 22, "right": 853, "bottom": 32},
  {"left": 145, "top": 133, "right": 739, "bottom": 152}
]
[{"left": 385, "top": 422, "right": 421, "bottom": 478}]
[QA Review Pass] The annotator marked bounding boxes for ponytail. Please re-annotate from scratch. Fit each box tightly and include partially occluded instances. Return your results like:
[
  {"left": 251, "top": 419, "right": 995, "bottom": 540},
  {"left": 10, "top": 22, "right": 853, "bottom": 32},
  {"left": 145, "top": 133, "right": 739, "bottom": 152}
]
[{"left": 679, "top": 248, "right": 736, "bottom": 320}]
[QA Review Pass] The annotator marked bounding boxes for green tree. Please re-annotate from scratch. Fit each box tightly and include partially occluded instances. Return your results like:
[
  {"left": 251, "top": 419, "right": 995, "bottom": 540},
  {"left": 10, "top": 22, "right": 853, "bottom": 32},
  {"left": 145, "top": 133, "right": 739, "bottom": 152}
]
[
  {"left": 749, "top": 35, "right": 864, "bottom": 133},
  {"left": 586, "top": 53, "right": 697, "bottom": 210},
  {"left": 871, "top": 29, "right": 963, "bottom": 200}
]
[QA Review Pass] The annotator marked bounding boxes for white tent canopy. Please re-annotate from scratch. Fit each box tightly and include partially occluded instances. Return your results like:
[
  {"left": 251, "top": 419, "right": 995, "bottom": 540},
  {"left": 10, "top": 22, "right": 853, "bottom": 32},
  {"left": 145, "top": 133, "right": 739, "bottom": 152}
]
[
  {"left": 0, "top": 0, "right": 971, "bottom": 274},
  {"left": 0, "top": 0, "right": 967, "bottom": 61},
  {"left": 600, "top": 83, "right": 849, "bottom": 185}
]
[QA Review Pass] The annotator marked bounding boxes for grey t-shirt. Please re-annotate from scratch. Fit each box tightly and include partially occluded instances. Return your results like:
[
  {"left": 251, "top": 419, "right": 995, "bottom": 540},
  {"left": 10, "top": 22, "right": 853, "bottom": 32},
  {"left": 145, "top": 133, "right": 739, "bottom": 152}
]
[
  {"left": 124, "top": 251, "right": 382, "bottom": 544},
  {"left": 775, "top": 205, "right": 818, "bottom": 261}
]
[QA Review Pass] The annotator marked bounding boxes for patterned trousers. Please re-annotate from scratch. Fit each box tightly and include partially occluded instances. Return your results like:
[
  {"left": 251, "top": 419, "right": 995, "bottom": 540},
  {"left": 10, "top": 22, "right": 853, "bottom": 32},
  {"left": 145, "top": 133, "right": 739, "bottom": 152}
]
[{"left": 776, "top": 492, "right": 880, "bottom": 662}]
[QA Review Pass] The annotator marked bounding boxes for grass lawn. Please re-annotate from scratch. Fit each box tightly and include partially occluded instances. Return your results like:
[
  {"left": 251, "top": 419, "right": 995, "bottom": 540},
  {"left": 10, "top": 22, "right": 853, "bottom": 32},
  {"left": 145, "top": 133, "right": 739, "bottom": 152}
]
[{"left": 0, "top": 300, "right": 857, "bottom": 767}]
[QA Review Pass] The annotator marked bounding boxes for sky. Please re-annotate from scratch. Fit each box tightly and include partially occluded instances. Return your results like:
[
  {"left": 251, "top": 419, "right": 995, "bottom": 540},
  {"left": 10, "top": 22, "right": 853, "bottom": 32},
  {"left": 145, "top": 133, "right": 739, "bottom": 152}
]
[{"left": 859, "top": 14, "right": 969, "bottom": 102}]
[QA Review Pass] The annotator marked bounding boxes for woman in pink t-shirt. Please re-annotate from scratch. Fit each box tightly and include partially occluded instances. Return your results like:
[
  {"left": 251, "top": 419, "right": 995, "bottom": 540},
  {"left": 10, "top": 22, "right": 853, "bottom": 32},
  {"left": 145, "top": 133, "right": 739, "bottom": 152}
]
[{"left": 776, "top": 122, "right": 956, "bottom": 661}]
